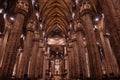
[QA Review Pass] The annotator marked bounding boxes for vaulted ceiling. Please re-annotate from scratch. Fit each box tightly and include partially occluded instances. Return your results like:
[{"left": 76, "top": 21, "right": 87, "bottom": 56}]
[{"left": 39, "top": 0, "right": 72, "bottom": 37}]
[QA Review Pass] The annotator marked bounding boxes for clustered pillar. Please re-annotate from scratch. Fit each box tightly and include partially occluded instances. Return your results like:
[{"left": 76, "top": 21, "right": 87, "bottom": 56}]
[{"left": 0, "top": 0, "right": 29, "bottom": 79}]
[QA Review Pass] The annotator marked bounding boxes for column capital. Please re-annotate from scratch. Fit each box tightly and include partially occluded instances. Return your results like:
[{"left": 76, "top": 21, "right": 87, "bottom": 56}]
[
  {"left": 79, "top": 0, "right": 94, "bottom": 16},
  {"left": 74, "top": 20, "right": 83, "bottom": 32},
  {"left": 15, "top": 0, "right": 29, "bottom": 16},
  {"left": 71, "top": 33, "right": 77, "bottom": 41},
  {"left": 26, "top": 20, "right": 36, "bottom": 32}
]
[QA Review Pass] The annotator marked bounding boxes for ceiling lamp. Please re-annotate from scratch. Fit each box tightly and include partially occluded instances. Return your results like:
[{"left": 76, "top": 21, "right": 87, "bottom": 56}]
[{"left": 94, "top": 17, "right": 99, "bottom": 22}]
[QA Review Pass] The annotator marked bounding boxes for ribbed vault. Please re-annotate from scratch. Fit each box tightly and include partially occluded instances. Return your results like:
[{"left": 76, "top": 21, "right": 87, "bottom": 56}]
[{"left": 39, "top": 0, "right": 72, "bottom": 37}]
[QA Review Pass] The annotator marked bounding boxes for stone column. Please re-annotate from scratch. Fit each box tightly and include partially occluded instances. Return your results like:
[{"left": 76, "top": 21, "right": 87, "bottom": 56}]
[
  {"left": 80, "top": 1, "right": 102, "bottom": 79},
  {"left": 42, "top": 55, "right": 48, "bottom": 80},
  {"left": 0, "top": 20, "right": 11, "bottom": 67},
  {"left": 0, "top": 0, "right": 29, "bottom": 79},
  {"left": 29, "top": 31, "right": 40, "bottom": 79},
  {"left": 64, "top": 52, "right": 69, "bottom": 79},
  {"left": 0, "top": 34, "right": 4, "bottom": 67},
  {"left": 12, "top": 49, "right": 21, "bottom": 76},
  {"left": 77, "top": 31, "right": 88, "bottom": 79},
  {"left": 74, "top": 21, "right": 88, "bottom": 78},
  {"left": 104, "top": 36, "right": 120, "bottom": 76},
  {"left": 17, "top": 19, "right": 36, "bottom": 78},
  {"left": 67, "top": 42, "right": 76, "bottom": 79},
  {"left": 35, "top": 41, "right": 44, "bottom": 79},
  {"left": 105, "top": 0, "right": 120, "bottom": 30},
  {"left": 71, "top": 34, "right": 80, "bottom": 79},
  {"left": 98, "top": 16, "right": 120, "bottom": 77},
  {"left": 67, "top": 47, "right": 72, "bottom": 79},
  {"left": 101, "top": 0, "right": 120, "bottom": 69}
]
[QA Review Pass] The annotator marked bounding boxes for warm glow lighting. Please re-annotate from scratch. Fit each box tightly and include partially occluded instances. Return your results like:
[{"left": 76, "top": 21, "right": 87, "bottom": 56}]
[
  {"left": 95, "top": 17, "right": 99, "bottom": 21},
  {"left": 10, "top": 16, "right": 14, "bottom": 21},
  {"left": 47, "top": 38, "right": 66, "bottom": 45}
]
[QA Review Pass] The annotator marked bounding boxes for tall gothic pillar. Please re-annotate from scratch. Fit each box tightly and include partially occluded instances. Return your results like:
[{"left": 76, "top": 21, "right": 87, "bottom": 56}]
[
  {"left": 64, "top": 53, "right": 69, "bottom": 79},
  {"left": 0, "top": 19, "right": 12, "bottom": 67},
  {"left": 71, "top": 34, "right": 80, "bottom": 79},
  {"left": 35, "top": 41, "right": 44, "bottom": 79},
  {"left": 74, "top": 20, "right": 89, "bottom": 78},
  {"left": 29, "top": 31, "right": 40, "bottom": 79},
  {"left": 80, "top": 1, "right": 102, "bottom": 79},
  {"left": 98, "top": 17, "right": 120, "bottom": 77},
  {"left": 43, "top": 54, "right": 49, "bottom": 80},
  {"left": 17, "top": 19, "right": 36, "bottom": 78},
  {"left": 67, "top": 47, "right": 71, "bottom": 79},
  {"left": 101, "top": 0, "right": 120, "bottom": 69},
  {"left": 67, "top": 42, "right": 76, "bottom": 79},
  {"left": 0, "top": 0, "right": 29, "bottom": 79}
]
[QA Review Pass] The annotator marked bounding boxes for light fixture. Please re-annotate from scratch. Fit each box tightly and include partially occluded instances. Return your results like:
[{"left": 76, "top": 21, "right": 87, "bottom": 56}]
[
  {"left": 94, "top": 17, "right": 99, "bottom": 22},
  {"left": 10, "top": 16, "right": 15, "bottom": 21}
]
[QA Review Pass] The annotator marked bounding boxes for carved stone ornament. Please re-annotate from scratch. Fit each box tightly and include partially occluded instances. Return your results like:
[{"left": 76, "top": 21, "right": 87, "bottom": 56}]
[
  {"left": 33, "top": 31, "right": 40, "bottom": 41},
  {"left": 26, "top": 20, "right": 36, "bottom": 31},
  {"left": 16, "top": 0, "right": 29, "bottom": 13},
  {"left": 74, "top": 20, "right": 83, "bottom": 32},
  {"left": 80, "top": 1, "right": 91, "bottom": 13}
]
